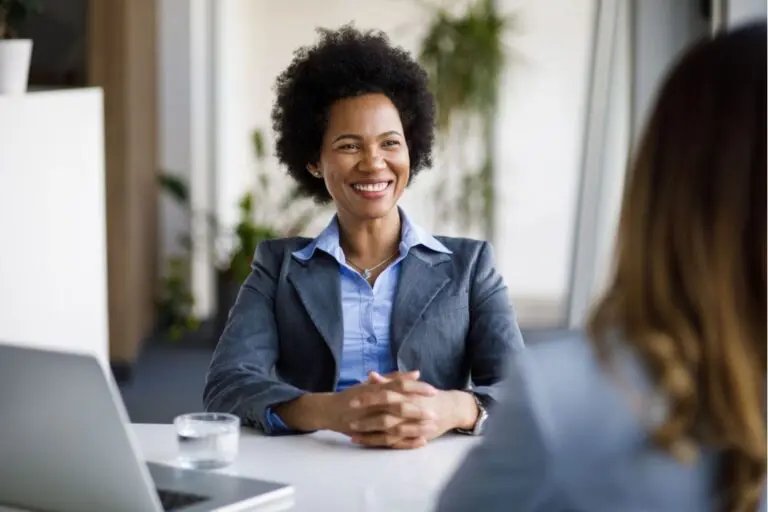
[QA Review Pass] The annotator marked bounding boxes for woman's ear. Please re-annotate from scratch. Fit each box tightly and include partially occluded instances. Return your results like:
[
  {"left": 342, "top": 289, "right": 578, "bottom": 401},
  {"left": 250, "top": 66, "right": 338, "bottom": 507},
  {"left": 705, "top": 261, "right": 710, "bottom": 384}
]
[{"left": 306, "top": 163, "right": 322, "bottom": 178}]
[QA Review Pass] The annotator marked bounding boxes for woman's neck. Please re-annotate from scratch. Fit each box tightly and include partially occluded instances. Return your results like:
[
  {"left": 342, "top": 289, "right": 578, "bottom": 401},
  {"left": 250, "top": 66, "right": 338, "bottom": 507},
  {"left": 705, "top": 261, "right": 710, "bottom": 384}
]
[{"left": 337, "top": 208, "right": 401, "bottom": 268}]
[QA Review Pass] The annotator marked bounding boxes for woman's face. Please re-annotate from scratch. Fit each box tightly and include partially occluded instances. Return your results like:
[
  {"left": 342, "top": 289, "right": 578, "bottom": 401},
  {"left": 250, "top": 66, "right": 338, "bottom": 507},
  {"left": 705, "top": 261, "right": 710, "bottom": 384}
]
[{"left": 310, "top": 93, "right": 410, "bottom": 223}]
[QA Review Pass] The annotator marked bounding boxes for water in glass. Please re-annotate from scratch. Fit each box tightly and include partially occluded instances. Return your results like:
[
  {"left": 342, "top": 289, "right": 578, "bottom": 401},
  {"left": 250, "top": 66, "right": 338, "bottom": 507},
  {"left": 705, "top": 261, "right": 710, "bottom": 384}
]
[{"left": 175, "top": 413, "right": 239, "bottom": 470}]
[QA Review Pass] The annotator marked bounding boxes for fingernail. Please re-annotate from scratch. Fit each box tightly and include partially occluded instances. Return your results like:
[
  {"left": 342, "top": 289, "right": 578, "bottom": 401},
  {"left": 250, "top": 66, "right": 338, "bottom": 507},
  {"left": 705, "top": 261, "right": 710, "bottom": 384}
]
[
  {"left": 350, "top": 399, "right": 360, "bottom": 408},
  {"left": 350, "top": 421, "right": 359, "bottom": 431}
]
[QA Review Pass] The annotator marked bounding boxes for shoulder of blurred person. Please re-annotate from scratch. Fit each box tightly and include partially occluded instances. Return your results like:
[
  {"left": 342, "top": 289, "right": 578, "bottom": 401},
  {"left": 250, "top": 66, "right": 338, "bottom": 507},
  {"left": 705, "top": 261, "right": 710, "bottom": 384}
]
[
  {"left": 436, "top": 20, "right": 766, "bottom": 511},
  {"left": 435, "top": 331, "right": 730, "bottom": 512}
]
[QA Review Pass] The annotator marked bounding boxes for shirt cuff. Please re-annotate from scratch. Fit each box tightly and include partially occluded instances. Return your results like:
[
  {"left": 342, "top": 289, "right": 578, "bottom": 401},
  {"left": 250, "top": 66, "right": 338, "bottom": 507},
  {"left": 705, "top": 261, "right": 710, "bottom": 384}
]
[{"left": 263, "top": 406, "right": 296, "bottom": 435}]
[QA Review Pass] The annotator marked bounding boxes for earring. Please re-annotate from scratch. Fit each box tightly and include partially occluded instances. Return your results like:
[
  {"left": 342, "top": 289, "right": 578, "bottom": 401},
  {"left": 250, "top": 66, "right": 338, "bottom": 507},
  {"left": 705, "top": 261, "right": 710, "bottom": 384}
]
[{"left": 313, "top": 172, "right": 322, "bottom": 178}]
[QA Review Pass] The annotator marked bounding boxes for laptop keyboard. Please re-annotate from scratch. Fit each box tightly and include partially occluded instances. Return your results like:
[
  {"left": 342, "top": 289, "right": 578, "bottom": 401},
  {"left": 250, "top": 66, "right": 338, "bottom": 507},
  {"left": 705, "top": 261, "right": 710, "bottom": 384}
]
[{"left": 157, "top": 488, "right": 208, "bottom": 511}]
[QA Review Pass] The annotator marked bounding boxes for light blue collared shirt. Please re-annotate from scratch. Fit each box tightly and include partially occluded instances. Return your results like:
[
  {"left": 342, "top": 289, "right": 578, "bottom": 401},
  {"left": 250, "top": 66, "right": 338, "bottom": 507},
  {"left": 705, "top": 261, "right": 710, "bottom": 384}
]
[{"left": 264, "top": 209, "right": 451, "bottom": 433}]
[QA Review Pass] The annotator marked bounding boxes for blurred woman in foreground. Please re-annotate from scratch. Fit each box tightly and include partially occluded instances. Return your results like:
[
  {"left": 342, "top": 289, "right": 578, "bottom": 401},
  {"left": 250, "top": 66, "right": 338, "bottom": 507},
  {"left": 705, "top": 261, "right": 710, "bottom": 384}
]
[{"left": 436, "top": 21, "right": 766, "bottom": 512}]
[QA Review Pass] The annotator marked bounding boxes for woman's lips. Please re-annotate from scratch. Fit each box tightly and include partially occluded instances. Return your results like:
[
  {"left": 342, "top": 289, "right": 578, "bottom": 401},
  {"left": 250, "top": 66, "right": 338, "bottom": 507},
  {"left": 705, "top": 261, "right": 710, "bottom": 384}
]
[{"left": 350, "top": 180, "right": 393, "bottom": 199}]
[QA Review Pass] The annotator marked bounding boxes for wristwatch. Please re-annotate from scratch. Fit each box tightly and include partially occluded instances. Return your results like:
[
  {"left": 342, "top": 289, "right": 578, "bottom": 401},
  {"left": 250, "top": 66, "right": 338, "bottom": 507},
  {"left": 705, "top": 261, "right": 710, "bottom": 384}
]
[{"left": 455, "top": 392, "right": 489, "bottom": 436}]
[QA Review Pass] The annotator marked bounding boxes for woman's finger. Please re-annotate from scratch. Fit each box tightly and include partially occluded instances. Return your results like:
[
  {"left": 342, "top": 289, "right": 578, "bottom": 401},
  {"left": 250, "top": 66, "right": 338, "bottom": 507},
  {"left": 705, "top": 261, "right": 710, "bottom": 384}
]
[
  {"left": 387, "top": 378, "right": 438, "bottom": 397},
  {"left": 390, "top": 436, "right": 428, "bottom": 450},
  {"left": 366, "top": 371, "right": 390, "bottom": 384},
  {"left": 382, "top": 400, "right": 435, "bottom": 420},
  {"left": 351, "top": 431, "right": 429, "bottom": 449},
  {"left": 351, "top": 432, "right": 403, "bottom": 448},
  {"left": 350, "top": 380, "right": 437, "bottom": 411},
  {"left": 367, "top": 370, "right": 420, "bottom": 384},
  {"left": 350, "top": 389, "right": 407, "bottom": 409},
  {"left": 349, "top": 413, "right": 404, "bottom": 433},
  {"left": 350, "top": 403, "right": 434, "bottom": 433},
  {"left": 391, "top": 419, "right": 438, "bottom": 438}
]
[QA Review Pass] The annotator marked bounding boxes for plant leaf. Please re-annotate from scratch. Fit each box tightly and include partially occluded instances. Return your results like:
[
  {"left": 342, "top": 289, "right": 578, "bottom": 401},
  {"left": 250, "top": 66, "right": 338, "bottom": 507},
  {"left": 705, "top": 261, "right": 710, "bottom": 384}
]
[
  {"left": 1, "top": 0, "right": 43, "bottom": 38},
  {"left": 158, "top": 172, "right": 190, "bottom": 207},
  {"left": 252, "top": 129, "right": 266, "bottom": 161},
  {"left": 418, "top": 0, "right": 513, "bottom": 240}
]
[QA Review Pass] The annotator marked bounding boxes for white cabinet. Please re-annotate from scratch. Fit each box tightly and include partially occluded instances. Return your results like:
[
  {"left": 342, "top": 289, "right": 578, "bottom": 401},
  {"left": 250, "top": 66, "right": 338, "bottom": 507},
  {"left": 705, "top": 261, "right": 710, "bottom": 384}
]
[{"left": 0, "top": 88, "right": 109, "bottom": 368}]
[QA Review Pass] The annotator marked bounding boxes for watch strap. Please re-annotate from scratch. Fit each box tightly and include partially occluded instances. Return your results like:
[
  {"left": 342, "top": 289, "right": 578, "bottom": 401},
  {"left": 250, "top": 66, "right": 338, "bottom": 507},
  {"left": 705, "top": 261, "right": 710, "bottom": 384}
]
[{"left": 455, "top": 392, "right": 489, "bottom": 435}]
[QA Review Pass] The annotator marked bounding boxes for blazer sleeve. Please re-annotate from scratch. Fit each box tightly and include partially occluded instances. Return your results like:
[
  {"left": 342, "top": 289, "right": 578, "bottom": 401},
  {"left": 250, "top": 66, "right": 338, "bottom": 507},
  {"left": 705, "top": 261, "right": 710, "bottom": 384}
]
[
  {"left": 435, "top": 352, "right": 567, "bottom": 512},
  {"left": 466, "top": 241, "right": 525, "bottom": 406},
  {"left": 202, "top": 241, "right": 307, "bottom": 435}
]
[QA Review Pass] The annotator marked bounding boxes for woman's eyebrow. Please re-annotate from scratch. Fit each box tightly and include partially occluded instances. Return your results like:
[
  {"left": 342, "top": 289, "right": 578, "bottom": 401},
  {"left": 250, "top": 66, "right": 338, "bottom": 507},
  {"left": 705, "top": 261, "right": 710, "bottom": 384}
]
[{"left": 331, "top": 130, "right": 403, "bottom": 143}]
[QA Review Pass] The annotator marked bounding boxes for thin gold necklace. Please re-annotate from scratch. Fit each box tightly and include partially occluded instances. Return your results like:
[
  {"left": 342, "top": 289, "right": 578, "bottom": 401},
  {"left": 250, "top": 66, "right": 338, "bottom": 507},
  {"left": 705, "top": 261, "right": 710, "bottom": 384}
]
[{"left": 347, "top": 251, "right": 398, "bottom": 280}]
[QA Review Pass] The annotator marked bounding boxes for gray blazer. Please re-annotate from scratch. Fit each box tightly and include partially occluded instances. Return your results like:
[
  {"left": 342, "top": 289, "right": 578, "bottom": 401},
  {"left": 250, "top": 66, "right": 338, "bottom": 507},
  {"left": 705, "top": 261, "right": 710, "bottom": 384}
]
[
  {"left": 436, "top": 333, "right": 766, "bottom": 512},
  {"left": 203, "top": 236, "right": 524, "bottom": 433}
]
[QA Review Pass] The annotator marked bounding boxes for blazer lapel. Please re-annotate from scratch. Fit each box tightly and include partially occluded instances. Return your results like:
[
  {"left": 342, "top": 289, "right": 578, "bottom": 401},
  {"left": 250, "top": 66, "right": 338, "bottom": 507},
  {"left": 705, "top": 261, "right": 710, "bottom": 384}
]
[
  {"left": 287, "top": 254, "right": 343, "bottom": 373},
  {"left": 390, "top": 247, "right": 452, "bottom": 360}
]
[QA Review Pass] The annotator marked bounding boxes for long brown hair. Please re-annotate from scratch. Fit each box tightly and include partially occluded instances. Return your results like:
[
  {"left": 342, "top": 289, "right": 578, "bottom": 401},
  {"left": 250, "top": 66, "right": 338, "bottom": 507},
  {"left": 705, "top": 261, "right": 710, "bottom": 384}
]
[{"left": 588, "top": 22, "right": 766, "bottom": 512}]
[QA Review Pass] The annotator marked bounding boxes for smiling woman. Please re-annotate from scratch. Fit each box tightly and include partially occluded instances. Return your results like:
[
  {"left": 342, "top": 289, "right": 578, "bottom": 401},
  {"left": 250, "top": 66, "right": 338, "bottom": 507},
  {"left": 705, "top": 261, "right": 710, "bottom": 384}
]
[{"left": 203, "top": 24, "right": 524, "bottom": 449}]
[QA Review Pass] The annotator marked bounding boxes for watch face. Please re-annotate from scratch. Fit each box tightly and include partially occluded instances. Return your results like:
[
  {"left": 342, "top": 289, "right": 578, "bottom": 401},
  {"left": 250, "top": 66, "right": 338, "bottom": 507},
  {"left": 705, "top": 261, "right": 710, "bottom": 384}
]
[
  {"left": 470, "top": 393, "right": 489, "bottom": 435},
  {"left": 476, "top": 394, "right": 493, "bottom": 411},
  {"left": 475, "top": 409, "right": 489, "bottom": 435}
]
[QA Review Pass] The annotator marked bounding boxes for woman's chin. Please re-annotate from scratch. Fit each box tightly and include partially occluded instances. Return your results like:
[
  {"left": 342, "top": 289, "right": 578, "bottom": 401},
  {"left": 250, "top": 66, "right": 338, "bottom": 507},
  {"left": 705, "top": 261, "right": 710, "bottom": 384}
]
[{"left": 340, "top": 199, "right": 399, "bottom": 222}]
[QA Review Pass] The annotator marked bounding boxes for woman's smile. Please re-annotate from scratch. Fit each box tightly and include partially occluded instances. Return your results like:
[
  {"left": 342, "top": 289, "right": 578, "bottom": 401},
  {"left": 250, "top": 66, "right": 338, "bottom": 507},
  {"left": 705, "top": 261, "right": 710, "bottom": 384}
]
[{"left": 350, "top": 180, "right": 394, "bottom": 199}]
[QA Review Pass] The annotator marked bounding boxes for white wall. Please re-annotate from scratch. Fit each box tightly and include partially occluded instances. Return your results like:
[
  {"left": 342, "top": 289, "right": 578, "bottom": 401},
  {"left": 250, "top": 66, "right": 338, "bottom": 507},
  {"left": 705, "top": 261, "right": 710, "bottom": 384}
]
[
  {"left": 567, "top": 0, "right": 711, "bottom": 326},
  {"left": 728, "top": 0, "right": 767, "bottom": 26},
  {"left": 591, "top": 1, "right": 631, "bottom": 298},
  {"left": 493, "top": 0, "right": 594, "bottom": 315},
  {"left": 158, "top": 0, "right": 216, "bottom": 317},
  {"left": 158, "top": 0, "right": 192, "bottom": 262},
  {"left": 214, "top": 0, "right": 270, "bottom": 238},
  {"left": 213, "top": 0, "right": 596, "bottom": 325},
  {"left": 0, "top": 89, "right": 109, "bottom": 368},
  {"left": 566, "top": 0, "right": 631, "bottom": 326},
  {"left": 632, "top": 0, "right": 709, "bottom": 136}
]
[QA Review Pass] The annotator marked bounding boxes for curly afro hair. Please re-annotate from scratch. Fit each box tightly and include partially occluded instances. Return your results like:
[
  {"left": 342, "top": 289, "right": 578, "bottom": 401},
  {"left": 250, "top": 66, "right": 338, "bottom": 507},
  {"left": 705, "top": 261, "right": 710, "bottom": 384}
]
[{"left": 271, "top": 24, "right": 436, "bottom": 203}]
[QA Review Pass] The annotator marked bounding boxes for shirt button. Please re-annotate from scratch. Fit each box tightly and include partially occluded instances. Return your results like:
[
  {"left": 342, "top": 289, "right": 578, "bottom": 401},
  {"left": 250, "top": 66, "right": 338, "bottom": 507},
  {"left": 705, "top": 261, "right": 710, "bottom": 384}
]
[{"left": 367, "top": 335, "right": 376, "bottom": 344}]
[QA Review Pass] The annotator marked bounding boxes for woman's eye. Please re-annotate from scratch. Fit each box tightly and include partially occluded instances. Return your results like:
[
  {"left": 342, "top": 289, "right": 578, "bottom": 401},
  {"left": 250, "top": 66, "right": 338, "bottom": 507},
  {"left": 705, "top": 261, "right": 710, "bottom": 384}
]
[
  {"left": 338, "top": 143, "right": 358, "bottom": 151},
  {"left": 382, "top": 140, "right": 400, "bottom": 148}
]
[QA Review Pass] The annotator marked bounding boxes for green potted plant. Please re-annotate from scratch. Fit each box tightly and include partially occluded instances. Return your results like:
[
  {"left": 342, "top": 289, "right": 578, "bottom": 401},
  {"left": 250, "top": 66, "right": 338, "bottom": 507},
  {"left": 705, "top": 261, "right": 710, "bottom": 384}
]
[
  {"left": 418, "top": 0, "right": 514, "bottom": 243},
  {"left": 0, "top": 0, "right": 42, "bottom": 94},
  {"left": 156, "top": 255, "right": 200, "bottom": 341},
  {"left": 158, "top": 128, "right": 326, "bottom": 343},
  {"left": 213, "top": 128, "right": 322, "bottom": 335},
  {"left": 155, "top": 173, "right": 201, "bottom": 342}
]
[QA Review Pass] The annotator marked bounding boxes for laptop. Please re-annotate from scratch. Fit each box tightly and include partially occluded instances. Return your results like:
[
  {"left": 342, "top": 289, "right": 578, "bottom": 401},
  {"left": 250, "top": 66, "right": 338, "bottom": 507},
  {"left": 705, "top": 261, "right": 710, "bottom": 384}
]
[{"left": 0, "top": 343, "right": 295, "bottom": 512}]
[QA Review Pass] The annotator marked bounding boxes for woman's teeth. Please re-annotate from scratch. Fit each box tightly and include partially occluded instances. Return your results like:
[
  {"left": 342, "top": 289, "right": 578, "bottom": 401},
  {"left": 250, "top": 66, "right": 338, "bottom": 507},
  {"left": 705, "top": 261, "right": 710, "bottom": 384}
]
[{"left": 352, "top": 182, "right": 389, "bottom": 192}]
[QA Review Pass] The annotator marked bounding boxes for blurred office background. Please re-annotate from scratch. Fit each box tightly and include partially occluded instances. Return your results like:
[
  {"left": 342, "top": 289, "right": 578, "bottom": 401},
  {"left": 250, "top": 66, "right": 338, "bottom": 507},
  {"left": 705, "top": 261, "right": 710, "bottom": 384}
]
[{"left": 0, "top": 0, "right": 764, "bottom": 423}]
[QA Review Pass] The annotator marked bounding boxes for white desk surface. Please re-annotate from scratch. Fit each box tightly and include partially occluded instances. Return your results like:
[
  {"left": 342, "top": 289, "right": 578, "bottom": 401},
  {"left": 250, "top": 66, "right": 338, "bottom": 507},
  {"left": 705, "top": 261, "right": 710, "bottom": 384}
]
[{"left": 133, "top": 423, "right": 478, "bottom": 512}]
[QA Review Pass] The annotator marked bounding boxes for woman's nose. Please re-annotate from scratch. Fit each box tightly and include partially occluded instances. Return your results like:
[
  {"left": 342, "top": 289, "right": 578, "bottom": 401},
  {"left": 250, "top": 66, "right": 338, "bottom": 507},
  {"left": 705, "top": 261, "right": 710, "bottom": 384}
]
[{"left": 359, "top": 149, "right": 386, "bottom": 172}]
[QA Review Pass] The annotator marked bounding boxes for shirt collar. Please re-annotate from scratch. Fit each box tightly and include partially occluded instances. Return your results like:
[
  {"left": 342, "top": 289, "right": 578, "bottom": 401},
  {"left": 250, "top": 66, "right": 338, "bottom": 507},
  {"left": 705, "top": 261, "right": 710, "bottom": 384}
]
[{"left": 292, "top": 207, "right": 451, "bottom": 262}]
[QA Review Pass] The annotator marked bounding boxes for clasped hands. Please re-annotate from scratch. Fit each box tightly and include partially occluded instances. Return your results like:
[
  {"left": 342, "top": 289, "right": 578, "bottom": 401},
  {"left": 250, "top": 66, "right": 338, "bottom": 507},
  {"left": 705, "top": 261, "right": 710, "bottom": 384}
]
[{"left": 326, "top": 371, "right": 476, "bottom": 449}]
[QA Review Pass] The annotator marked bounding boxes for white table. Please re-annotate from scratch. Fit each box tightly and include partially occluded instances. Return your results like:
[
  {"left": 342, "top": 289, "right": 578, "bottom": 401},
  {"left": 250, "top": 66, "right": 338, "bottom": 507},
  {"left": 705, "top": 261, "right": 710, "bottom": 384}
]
[{"left": 133, "top": 423, "right": 478, "bottom": 512}]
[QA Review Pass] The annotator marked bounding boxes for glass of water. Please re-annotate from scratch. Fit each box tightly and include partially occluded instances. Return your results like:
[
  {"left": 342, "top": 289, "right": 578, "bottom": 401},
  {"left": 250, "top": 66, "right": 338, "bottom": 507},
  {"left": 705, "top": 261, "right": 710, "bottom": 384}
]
[{"left": 174, "top": 412, "right": 240, "bottom": 470}]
